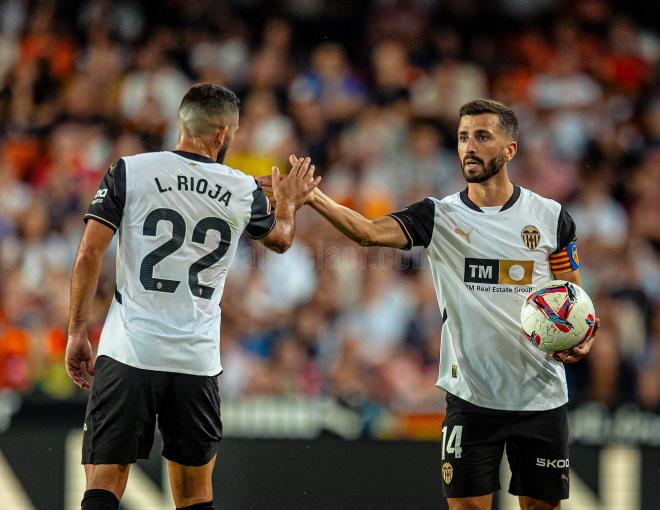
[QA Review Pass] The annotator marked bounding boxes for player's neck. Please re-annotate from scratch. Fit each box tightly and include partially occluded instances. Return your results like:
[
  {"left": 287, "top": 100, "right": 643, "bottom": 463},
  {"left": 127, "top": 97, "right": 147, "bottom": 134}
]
[
  {"left": 175, "top": 137, "right": 216, "bottom": 161},
  {"left": 466, "top": 170, "right": 514, "bottom": 208}
]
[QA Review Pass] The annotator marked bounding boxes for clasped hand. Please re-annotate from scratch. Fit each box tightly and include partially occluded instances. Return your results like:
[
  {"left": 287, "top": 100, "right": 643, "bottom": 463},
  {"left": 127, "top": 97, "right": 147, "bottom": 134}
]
[{"left": 258, "top": 154, "right": 319, "bottom": 208}]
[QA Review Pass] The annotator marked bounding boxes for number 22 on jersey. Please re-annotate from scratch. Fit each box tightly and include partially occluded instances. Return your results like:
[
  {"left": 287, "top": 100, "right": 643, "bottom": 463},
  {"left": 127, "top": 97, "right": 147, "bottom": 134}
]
[{"left": 139, "top": 208, "right": 231, "bottom": 299}]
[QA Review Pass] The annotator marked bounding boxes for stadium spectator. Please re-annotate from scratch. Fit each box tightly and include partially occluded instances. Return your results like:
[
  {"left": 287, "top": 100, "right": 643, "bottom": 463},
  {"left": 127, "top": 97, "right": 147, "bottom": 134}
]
[{"left": 0, "top": 0, "right": 657, "bottom": 429}]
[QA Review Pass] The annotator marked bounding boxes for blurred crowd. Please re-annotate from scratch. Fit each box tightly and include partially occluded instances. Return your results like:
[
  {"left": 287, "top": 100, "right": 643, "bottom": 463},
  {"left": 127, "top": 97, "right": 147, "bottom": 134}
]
[{"left": 0, "top": 0, "right": 658, "bottom": 424}]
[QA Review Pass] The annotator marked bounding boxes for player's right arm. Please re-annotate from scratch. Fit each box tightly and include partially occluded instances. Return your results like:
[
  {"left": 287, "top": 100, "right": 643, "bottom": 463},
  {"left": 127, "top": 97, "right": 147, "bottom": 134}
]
[
  {"left": 256, "top": 157, "right": 321, "bottom": 253},
  {"left": 306, "top": 187, "right": 436, "bottom": 250},
  {"left": 307, "top": 188, "right": 410, "bottom": 248},
  {"left": 257, "top": 161, "right": 433, "bottom": 250},
  {"left": 66, "top": 220, "right": 114, "bottom": 389},
  {"left": 66, "top": 159, "right": 125, "bottom": 389}
]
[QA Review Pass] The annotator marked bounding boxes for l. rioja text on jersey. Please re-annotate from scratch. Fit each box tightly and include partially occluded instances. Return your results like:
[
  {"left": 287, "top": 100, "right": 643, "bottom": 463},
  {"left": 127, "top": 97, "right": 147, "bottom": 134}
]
[{"left": 153, "top": 176, "right": 233, "bottom": 206}]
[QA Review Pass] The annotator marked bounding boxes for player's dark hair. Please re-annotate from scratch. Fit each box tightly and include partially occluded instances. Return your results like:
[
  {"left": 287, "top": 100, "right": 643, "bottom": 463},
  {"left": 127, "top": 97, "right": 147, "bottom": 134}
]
[
  {"left": 179, "top": 83, "right": 241, "bottom": 120},
  {"left": 459, "top": 99, "right": 519, "bottom": 141}
]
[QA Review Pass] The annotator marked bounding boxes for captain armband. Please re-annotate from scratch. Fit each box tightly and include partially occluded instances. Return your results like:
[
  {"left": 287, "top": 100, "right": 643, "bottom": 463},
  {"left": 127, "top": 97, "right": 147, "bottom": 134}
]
[{"left": 549, "top": 241, "right": 580, "bottom": 272}]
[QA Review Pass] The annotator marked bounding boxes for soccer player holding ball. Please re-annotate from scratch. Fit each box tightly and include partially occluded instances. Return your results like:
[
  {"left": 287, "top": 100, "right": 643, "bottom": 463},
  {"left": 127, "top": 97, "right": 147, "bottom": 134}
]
[{"left": 280, "top": 99, "right": 600, "bottom": 510}]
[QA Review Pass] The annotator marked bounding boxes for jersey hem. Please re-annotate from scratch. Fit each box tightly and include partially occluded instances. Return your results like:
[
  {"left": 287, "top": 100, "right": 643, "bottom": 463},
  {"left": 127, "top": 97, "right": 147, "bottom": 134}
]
[
  {"left": 99, "top": 354, "right": 223, "bottom": 377},
  {"left": 438, "top": 384, "right": 569, "bottom": 412}
]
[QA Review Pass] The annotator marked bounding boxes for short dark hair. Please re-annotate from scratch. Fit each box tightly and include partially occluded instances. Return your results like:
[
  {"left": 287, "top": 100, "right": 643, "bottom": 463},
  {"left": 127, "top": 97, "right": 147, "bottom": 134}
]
[
  {"left": 459, "top": 99, "right": 519, "bottom": 141},
  {"left": 179, "top": 83, "right": 241, "bottom": 120}
]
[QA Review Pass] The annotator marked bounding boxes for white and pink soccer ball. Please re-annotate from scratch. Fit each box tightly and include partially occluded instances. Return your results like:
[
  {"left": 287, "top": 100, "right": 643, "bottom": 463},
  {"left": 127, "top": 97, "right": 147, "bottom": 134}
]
[{"left": 521, "top": 280, "right": 596, "bottom": 354}]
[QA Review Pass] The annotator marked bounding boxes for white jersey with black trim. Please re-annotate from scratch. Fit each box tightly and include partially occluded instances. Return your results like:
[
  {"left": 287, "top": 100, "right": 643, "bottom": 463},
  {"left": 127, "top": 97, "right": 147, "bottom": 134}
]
[
  {"left": 390, "top": 185, "right": 579, "bottom": 411},
  {"left": 84, "top": 150, "right": 275, "bottom": 376}
]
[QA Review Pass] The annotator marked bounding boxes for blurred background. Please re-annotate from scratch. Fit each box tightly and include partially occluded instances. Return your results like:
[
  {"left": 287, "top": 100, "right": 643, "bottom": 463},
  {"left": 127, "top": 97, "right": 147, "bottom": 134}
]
[{"left": 0, "top": 0, "right": 658, "bottom": 509}]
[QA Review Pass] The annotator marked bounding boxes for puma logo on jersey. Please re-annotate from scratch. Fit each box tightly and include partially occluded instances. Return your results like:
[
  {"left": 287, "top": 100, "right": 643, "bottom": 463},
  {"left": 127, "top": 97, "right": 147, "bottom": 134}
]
[{"left": 454, "top": 227, "right": 472, "bottom": 242}]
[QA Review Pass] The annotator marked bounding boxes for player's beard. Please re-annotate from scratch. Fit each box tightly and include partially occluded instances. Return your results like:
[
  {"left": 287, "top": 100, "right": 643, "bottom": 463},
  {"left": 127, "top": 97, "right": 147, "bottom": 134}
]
[
  {"left": 462, "top": 152, "right": 507, "bottom": 183},
  {"left": 216, "top": 137, "right": 231, "bottom": 164}
]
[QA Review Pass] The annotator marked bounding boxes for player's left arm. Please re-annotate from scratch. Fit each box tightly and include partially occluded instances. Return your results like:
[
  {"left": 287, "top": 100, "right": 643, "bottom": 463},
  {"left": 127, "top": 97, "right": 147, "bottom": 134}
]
[
  {"left": 550, "top": 269, "right": 600, "bottom": 363},
  {"left": 66, "top": 159, "right": 125, "bottom": 388},
  {"left": 549, "top": 208, "right": 600, "bottom": 363}
]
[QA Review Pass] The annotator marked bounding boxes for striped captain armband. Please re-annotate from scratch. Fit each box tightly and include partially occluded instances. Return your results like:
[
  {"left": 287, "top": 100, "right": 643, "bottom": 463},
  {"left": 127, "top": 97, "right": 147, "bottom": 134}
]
[{"left": 549, "top": 241, "right": 580, "bottom": 272}]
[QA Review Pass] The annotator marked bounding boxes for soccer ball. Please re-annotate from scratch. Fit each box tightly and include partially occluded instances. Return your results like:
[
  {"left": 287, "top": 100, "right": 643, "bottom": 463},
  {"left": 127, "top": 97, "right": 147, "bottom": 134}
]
[{"left": 520, "top": 280, "right": 596, "bottom": 354}]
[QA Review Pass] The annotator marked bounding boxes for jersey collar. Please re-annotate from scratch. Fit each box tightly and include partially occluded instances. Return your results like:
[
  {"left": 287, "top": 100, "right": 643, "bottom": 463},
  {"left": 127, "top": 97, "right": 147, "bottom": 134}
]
[
  {"left": 459, "top": 184, "right": 521, "bottom": 213},
  {"left": 171, "top": 150, "right": 216, "bottom": 164}
]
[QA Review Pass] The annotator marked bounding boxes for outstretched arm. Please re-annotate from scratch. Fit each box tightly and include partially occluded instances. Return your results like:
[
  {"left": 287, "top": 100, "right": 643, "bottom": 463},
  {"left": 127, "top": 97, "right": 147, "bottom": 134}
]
[
  {"left": 257, "top": 161, "right": 432, "bottom": 250},
  {"left": 307, "top": 188, "right": 409, "bottom": 249}
]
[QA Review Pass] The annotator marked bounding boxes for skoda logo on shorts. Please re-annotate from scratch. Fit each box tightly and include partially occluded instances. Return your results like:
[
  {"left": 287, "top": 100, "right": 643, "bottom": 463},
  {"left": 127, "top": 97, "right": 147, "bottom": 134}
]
[
  {"left": 442, "top": 462, "right": 453, "bottom": 484},
  {"left": 521, "top": 225, "right": 541, "bottom": 250}
]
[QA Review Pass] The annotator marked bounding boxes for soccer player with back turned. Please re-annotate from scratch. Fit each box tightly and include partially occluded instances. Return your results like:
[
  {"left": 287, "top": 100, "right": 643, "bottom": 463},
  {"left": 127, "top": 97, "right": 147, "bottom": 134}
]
[
  {"left": 297, "top": 100, "right": 600, "bottom": 510},
  {"left": 65, "top": 84, "right": 319, "bottom": 510}
]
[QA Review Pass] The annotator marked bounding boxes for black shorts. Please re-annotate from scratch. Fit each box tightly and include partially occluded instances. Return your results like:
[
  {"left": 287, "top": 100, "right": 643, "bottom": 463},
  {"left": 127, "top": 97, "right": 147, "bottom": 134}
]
[
  {"left": 440, "top": 393, "right": 569, "bottom": 502},
  {"left": 82, "top": 356, "right": 222, "bottom": 467}
]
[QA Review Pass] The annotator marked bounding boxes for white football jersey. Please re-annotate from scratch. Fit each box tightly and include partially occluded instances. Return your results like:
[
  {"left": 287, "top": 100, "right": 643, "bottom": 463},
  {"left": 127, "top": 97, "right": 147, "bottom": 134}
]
[
  {"left": 390, "top": 186, "right": 579, "bottom": 411},
  {"left": 85, "top": 151, "right": 275, "bottom": 376}
]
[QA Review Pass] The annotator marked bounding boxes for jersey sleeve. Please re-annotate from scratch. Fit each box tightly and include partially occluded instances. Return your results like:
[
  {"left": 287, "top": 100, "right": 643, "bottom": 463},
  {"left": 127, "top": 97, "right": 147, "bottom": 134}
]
[
  {"left": 246, "top": 180, "right": 276, "bottom": 239},
  {"left": 388, "top": 198, "right": 435, "bottom": 250},
  {"left": 549, "top": 206, "right": 580, "bottom": 272},
  {"left": 84, "top": 159, "right": 126, "bottom": 232}
]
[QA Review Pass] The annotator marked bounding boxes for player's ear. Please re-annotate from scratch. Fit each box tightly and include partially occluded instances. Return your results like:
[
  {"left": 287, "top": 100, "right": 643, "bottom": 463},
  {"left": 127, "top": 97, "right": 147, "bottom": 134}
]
[
  {"left": 506, "top": 141, "right": 517, "bottom": 161},
  {"left": 215, "top": 126, "right": 229, "bottom": 147}
]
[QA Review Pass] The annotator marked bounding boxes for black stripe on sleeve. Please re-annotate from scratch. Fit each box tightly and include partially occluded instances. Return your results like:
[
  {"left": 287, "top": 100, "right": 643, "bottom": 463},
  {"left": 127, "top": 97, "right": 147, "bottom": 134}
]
[
  {"left": 84, "top": 159, "right": 126, "bottom": 232},
  {"left": 388, "top": 198, "right": 435, "bottom": 250},
  {"left": 554, "top": 205, "right": 577, "bottom": 252},
  {"left": 246, "top": 180, "right": 276, "bottom": 239}
]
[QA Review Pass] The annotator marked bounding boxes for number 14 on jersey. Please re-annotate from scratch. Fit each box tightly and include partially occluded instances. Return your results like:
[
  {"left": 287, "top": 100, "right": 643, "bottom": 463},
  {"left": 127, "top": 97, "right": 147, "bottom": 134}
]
[{"left": 441, "top": 425, "right": 463, "bottom": 459}]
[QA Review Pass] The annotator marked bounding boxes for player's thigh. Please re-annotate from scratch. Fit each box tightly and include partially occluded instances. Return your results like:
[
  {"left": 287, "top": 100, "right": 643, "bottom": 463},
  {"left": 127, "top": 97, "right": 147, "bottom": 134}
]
[
  {"left": 506, "top": 404, "right": 569, "bottom": 502},
  {"left": 446, "top": 494, "right": 493, "bottom": 510},
  {"left": 158, "top": 372, "right": 222, "bottom": 467},
  {"left": 166, "top": 455, "right": 216, "bottom": 507},
  {"left": 82, "top": 356, "right": 167, "bottom": 465},
  {"left": 441, "top": 393, "right": 506, "bottom": 498},
  {"left": 84, "top": 463, "right": 131, "bottom": 499},
  {"left": 518, "top": 495, "right": 560, "bottom": 510}
]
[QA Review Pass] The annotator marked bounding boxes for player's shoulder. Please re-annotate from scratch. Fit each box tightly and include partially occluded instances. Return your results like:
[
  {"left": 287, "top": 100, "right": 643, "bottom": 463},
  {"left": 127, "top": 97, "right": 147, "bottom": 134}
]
[
  {"left": 406, "top": 192, "right": 462, "bottom": 217},
  {"left": 438, "top": 191, "right": 461, "bottom": 205},
  {"left": 117, "top": 151, "right": 177, "bottom": 175},
  {"left": 213, "top": 164, "right": 261, "bottom": 199},
  {"left": 121, "top": 151, "right": 168, "bottom": 164},
  {"left": 124, "top": 151, "right": 257, "bottom": 186},
  {"left": 518, "top": 186, "right": 562, "bottom": 214},
  {"left": 434, "top": 191, "right": 463, "bottom": 210},
  {"left": 214, "top": 162, "right": 258, "bottom": 186}
]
